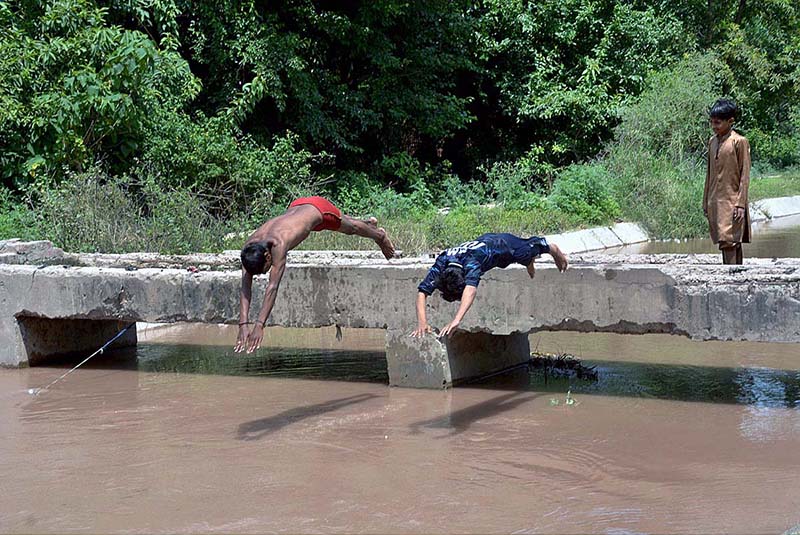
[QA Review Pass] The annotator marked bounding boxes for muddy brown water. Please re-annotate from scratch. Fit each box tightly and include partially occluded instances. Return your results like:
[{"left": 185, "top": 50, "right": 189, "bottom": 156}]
[{"left": 2, "top": 323, "right": 800, "bottom": 534}]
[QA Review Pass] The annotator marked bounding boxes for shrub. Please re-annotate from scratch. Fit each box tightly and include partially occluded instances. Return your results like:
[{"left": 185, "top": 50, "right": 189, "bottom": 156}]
[
  {"left": 549, "top": 164, "right": 620, "bottom": 225},
  {"left": 614, "top": 52, "right": 728, "bottom": 163},
  {"left": 481, "top": 148, "right": 554, "bottom": 210},
  {"left": 139, "top": 111, "right": 328, "bottom": 213},
  {"left": 36, "top": 167, "right": 228, "bottom": 253},
  {"left": 0, "top": 188, "right": 40, "bottom": 241},
  {"left": 605, "top": 150, "right": 707, "bottom": 238}
]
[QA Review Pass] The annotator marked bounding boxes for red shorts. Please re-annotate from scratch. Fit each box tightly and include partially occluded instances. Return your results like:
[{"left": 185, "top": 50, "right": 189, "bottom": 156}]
[{"left": 288, "top": 196, "right": 342, "bottom": 231}]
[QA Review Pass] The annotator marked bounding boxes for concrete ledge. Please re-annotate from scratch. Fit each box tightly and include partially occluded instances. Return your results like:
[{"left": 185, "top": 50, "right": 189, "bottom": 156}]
[{"left": 543, "top": 195, "right": 800, "bottom": 254}]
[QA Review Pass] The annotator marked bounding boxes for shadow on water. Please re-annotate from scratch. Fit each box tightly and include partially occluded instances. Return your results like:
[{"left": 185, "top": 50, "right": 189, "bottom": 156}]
[
  {"left": 409, "top": 392, "right": 543, "bottom": 437},
  {"left": 237, "top": 393, "right": 379, "bottom": 441}
]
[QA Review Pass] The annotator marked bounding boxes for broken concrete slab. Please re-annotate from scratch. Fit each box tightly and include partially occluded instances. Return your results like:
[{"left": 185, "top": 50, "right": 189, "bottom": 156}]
[
  {"left": 588, "top": 227, "right": 624, "bottom": 249},
  {"left": 0, "top": 239, "right": 64, "bottom": 264}
]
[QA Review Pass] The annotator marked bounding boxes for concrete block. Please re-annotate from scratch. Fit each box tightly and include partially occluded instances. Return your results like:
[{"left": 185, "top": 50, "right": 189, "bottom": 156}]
[
  {"left": 0, "top": 239, "right": 64, "bottom": 264},
  {"left": 385, "top": 329, "right": 531, "bottom": 388},
  {"left": 444, "top": 331, "right": 531, "bottom": 386},
  {"left": 385, "top": 329, "right": 451, "bottom": 388}
]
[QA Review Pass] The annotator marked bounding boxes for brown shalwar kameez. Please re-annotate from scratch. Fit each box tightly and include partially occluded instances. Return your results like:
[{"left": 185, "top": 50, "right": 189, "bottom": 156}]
[{"left": 704, "top": 130, "right": 752, "bottom": 247}]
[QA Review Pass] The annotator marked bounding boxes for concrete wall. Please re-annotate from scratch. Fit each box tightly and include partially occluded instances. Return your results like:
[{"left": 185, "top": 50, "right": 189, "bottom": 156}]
[{"left": 2, "top": 257, "right": 799, "bottom": 386}]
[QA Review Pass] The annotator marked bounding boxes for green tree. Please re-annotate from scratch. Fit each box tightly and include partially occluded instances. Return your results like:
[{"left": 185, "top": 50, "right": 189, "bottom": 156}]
[{"left": 0, "top": 0, "right": 198, "bottom": 186}]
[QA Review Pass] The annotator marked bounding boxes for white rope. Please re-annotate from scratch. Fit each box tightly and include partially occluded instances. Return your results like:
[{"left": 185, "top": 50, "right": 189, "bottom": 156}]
[{"left": 28, "top": 323, "right": 135, "bottom": 395}]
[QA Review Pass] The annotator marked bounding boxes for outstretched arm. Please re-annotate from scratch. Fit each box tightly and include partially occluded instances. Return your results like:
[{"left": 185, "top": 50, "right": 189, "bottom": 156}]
[
  {"left": 234, "top": 268, "right": 254, "bottom": 352},
  {"left": 411, "top": 292, "right": 432, "bottom": 337},
  {"left": 439, "top": 285, "right": 477, "bottom": 338},
  {"left": 245, "top": 244, "right": 288, "bottom": 353}
]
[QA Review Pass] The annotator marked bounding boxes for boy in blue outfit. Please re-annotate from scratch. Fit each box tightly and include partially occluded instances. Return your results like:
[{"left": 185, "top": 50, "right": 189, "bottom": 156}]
[{"left": 412, "top": 233, "right": 569, "bottom": 338}]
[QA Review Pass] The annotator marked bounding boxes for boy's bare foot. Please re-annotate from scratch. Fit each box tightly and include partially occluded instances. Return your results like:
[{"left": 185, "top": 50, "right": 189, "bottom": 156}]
[
  {"left": 376, "top": 228, "right": 396, "bottom": 259},
  {"left": 549, "top": 243, "right": 569, "bottom": 272},
  {"left": 367, "top": 216, "right": 378, "bottom": 227},
  {"left": 526, "top": 258, "right": 536, "bottom": 279}
]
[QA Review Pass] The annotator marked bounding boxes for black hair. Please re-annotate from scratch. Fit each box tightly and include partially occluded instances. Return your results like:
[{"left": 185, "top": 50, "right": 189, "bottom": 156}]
[
  {"left": 709, "top": 99, "right": 739, "bottom": 121},
  {"left": 440, "top": 264, "right": 466, "bottom": 302},
  {"left": 241, "top": 241, "right": 269, "bottom": 275}
]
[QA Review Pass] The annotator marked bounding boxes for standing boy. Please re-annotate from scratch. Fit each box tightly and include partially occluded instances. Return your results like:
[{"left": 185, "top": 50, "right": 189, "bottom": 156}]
[{"left": 704, "top": 99, "right": 751, "bottom": 264}]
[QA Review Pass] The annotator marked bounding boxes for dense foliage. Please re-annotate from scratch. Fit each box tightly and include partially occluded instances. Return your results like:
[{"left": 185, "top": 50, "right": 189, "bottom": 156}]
[{"left": 0, "top": 0, "right": 798, "bottom": 250}]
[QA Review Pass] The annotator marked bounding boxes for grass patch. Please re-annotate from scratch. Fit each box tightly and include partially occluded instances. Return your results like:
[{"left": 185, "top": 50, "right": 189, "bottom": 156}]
[
  {"left": 749, "top": 169, "right": 800, "bottom": 201},
  {"left": 293, "top": 205, "right": 586, "bottom": 254}
]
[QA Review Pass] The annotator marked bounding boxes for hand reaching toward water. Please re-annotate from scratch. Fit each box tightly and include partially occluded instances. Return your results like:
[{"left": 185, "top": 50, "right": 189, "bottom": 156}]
[
  {"left": 246, "top": 323, "right": 265, "bottom": 353},
  {"left": 235, "top": 325, "right": 249, "bottom": 353}
]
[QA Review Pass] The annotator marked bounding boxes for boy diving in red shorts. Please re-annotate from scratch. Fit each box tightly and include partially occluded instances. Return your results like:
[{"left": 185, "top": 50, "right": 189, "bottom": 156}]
[{"left": 236, "top": 196, "right": 395, "bottom": 353}]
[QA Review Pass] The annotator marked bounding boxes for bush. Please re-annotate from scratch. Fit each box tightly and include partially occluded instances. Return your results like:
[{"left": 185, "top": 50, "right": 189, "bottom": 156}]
[
  {"left": 139, "top": 111, "right": 328, "bottom": 212},
  {"left": 36, "top": 168, "right": 229, "bottom": 253},
  {"left": 614, "top": 52, "right": 727, "bottom": 163},
  {"left": 0, "top": 188, "right": 40, "bottom": 241},
  {"left": 605, "top": 150, "right": 707, "bottom": 238},
  {"left": 549, "top": 164, "right": 620, "bottom": 225},
  {"left": 604, "top": 52, "right": 726, "bottom": 238},
  {"left": 748, "top": 128, "right": 800, "bottom": 169},
  {"left": 481, "top": 148, "right": 554, "bottom": 210}
]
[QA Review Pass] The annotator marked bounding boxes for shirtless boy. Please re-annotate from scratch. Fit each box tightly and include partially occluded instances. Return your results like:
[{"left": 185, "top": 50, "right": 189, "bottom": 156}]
[{"left": 236, "top": 196, "right": 395, "bottom": 353}]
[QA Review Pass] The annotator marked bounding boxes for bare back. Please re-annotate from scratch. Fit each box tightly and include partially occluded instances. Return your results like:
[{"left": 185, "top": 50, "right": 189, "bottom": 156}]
[{"left": 245, "top": 205, "right": 323, "bottom": 252}]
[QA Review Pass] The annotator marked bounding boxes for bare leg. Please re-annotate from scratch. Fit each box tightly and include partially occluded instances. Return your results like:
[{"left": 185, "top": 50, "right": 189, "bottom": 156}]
[
  {"left": 337, "top": 215, "right": 396, "bottom": 259},
  {"left": 548, "top": 243, "right": 569, "bottom": 272}
]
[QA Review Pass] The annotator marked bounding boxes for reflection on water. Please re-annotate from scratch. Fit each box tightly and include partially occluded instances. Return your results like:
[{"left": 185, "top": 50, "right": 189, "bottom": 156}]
[
  {"left": 496, "top": 361, "right": 800, "bottom": 408},
  {"left": 130, "top": 337, "right": 800, "bottom": 408},
  {"left": 136, "top": 344, "right": 388, "bottom": 383}
]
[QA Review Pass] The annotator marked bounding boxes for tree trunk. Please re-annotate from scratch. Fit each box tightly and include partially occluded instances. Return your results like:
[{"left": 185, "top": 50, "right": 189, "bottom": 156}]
[{"left": 735, "top": 0, "right": 747, "bottom": 24}]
